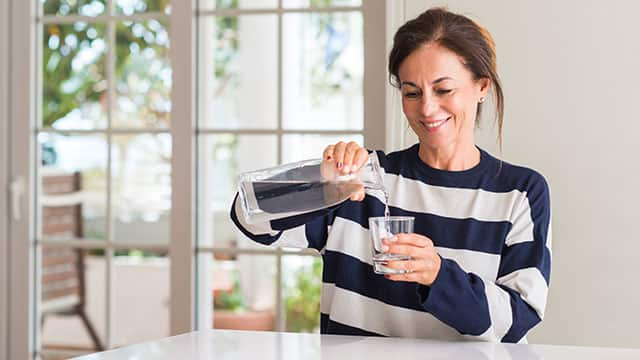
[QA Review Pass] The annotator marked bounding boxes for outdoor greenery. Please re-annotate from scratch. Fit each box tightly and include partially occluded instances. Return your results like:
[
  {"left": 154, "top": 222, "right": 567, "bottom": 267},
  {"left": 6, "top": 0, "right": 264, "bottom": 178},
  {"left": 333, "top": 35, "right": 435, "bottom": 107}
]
[
  {"left": 42, "top": 0, "right": 170, "bottom": 127},
  {"left": 285, "top": 257, "right": 322, "bottom": 332}
]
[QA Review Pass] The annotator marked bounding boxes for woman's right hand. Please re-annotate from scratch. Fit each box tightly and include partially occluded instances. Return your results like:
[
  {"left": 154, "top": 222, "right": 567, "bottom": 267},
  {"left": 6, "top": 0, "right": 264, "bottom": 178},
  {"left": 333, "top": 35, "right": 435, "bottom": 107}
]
[{"left": 321, "top": 141, "right": 369, "bottom": 202}]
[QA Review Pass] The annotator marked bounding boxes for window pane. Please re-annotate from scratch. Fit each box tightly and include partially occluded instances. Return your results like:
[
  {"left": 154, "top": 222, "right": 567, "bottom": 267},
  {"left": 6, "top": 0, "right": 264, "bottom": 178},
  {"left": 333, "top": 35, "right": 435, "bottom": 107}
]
[
  {"left": 40, "top": 250, "right": 106, "bottom": 357},
  {"left": 42, "top": 0, "right": 106, "bottom": 17},
  {"left": 115, "top": 0, "right": 171, "bottom": 15},
  {"left": 42, "top": 23, "right": 107, "bottom": 129},
  {"left": 112, "top": 134, "right": 171, "bottom": 244},
  {"left": 39, "top": 133, "right": 108, "bottom": 242},
  {"left": 199, "top": 0, "right": 278, "bottom": 10},
  {"left": 114, "top": 20, "right": 171, "bottom": 129},
  {"left": 283, "top": 12, "right": 363, "bottom": 130},
  {"left": 281, "top": 134, "right": 362, "bottom": 163},
  {"left": 282, "top": 0, "right": 361, "bottom": 8},
  {"left": 198, "top": 16, "right": 277, "bottom": 129},
  {"left": 211, "top": 255, "right": 276, "bottom": 331},
  {"left": 283, "top": 255, "right": 321, "bottom": 333},
  {"left": 198, "top": 135, "right": 277, "bottom": 248},
  {"left": 112, "top": 250, "right": 169, "bottom": 346}
]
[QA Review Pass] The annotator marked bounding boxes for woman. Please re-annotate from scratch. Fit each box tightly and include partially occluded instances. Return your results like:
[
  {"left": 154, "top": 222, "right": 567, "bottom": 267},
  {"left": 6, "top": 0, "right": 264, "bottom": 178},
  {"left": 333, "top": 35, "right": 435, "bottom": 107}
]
[{"left": 231, "top": 7, "right": 551, "bottom": 343}]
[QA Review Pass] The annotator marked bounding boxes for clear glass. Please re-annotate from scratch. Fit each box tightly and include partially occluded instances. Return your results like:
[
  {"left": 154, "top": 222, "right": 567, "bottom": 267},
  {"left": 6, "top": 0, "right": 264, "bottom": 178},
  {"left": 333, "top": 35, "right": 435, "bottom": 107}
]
[
  {"left": 42, "top": 23, "right": 107, "bottom": 129},
  {"left": 369, "top": 216, "right": 414, "bottom": 275},
  {"left": 199, "top": 0, "right": 278, "bottom": 10},
  {"left": 237, "top": 152, "right": 384, "bottom": 224},
  {"left": 42, "top": 0, "right": 106, "bottom": 16},
  {"left": 198, "top": 135, "right": 277, "bottom": 248},
  {"left": 114, "top": 20, "right": 171, "bottom": 129},
  {"left": 40, "top": 250, "right": 106, "bottom": 357},
  {"left": 212, "top": 255, "right": 276, "bottom": 331},
  {"left": 282, "top": 0, "right": 361, "bottom": 8},
  {"left": 282, "top": 12, "right": 363, "bottom": 130},
  {"left": 111, "top": 134, "right": 171, "bottom": 244},
  {"left": 283, "top": 255, "right": 322, "bottom": 333},
  {"left": 281, "top": 134, "right": 362, "bottom": 164},
  {"left": 112, "top": 250, "right": 170, "bottom": 346},
  {"left": 115, "top": 0, "right": 170, "bottom": 15},
  {"left": 39, "top": 133, "right": 108, "bottom": 241},
  {"left": 198, "top": 15, "right": 278, "bottom": 129}
]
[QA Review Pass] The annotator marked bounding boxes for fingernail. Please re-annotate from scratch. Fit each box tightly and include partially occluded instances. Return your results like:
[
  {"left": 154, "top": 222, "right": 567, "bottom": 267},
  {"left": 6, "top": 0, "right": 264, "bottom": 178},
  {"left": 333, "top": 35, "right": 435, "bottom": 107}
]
[
  {"left": 343, "top": 165, "right": 351, "bottom": 173},
  {"left": 389, "top": 236, "right": 398, "bottom": 242},
  {"left": 381, "top": 245, "right": 389, "bottom": 252},
  {"left": 326, "top": 155, "right": 332, "bottom": 160},
  {"left": 337, "top": 162, "right": 343, "bottom": 169}
]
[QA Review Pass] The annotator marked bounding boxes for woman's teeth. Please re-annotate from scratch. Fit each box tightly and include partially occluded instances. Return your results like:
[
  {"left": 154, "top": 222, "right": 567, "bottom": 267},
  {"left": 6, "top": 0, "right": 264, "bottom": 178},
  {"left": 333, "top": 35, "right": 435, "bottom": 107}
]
[{"left": 425, "top": 118, "right": 448, "bottom": 128}]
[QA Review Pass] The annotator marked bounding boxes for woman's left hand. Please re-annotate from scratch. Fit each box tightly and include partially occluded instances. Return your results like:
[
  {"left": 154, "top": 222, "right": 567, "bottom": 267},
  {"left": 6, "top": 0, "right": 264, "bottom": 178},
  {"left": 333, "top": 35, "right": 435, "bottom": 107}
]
[{"left": 382, "top": 233, "right": 441, "bottom": 286}]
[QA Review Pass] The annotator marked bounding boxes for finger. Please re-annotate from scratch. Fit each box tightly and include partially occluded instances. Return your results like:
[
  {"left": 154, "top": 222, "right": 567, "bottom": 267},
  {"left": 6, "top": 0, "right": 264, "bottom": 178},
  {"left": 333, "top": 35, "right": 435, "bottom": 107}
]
[
  {"left": 349, "top": 188, "right": 366, "bottom": 202},
  {"left": 382, "top": 259, "right": 415, "bottom": 273},
  {"left": 387, "top": 233, "right": 433, "bottom": 248},
  {"left": 353, "top": 148, "right": 370, "bottom": 171},
  {"left": 332, "top": 142, "right": 347, "bottom": 170},
  {"left": 384, "top": 271, "right": 423, "bottom": 283},
  {"left": 342, "top": 141, "right": 361, "bottom": 174},
  {"left": 323, "top": 145, "right": 336, "bottom": 161}
]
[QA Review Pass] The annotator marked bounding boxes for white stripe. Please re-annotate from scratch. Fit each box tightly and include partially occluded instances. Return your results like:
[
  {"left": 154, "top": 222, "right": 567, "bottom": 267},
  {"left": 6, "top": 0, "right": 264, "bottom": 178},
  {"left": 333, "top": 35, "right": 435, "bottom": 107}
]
[
  {"left": 384, "top": 173, "right": 526, "bottom": 223},
  {"left": 435, "top": 247, "right": 500, "bottom": 281},
  {"left": 324, "top": 217, "right": 372, "bottom": 265},
  {"left": 271, "top": 224, "right": 309, "bottom": 248},
  {"left": 320, "top": 283, "right": 464, "bottom": 340},
  {"left": 504, "top": 192, "right": 535, "bottom": 246},
  {"left": 497, "top": 267, "right": 548, "bottom": 320},
  {"left": 482, "top": 282, "right": 513, "bottom": 341}
]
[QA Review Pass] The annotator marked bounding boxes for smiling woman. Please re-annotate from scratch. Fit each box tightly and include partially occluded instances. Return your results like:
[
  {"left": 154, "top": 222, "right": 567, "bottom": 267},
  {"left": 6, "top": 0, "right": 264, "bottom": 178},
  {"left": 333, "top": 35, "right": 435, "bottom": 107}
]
[{"left": 231, "top": 7, "right": 551, "bottom": 343}]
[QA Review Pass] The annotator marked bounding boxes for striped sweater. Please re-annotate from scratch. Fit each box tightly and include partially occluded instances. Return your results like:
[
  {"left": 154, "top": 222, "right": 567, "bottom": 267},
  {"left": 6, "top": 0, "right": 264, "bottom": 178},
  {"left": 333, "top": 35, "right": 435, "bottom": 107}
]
[{"left": 230, "top": 144, "right": 552, "bottom": 343}]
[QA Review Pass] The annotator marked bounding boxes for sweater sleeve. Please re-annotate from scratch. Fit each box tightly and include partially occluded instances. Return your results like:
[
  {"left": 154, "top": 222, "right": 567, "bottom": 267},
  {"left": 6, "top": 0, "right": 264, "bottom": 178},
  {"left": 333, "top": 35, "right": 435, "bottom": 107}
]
[
  {"left": 230, "top": 192, "right": 338, "bottom": 252},
  {"left": 417, "top": 174, "right": 552, "bottom": 343}
]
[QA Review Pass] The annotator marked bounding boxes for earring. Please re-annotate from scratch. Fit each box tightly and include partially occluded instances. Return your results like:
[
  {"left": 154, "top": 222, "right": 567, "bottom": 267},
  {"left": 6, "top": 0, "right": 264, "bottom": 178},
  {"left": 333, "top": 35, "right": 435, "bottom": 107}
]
[{"left": 478, "top": 97, "right": 486, "bottom": 103}]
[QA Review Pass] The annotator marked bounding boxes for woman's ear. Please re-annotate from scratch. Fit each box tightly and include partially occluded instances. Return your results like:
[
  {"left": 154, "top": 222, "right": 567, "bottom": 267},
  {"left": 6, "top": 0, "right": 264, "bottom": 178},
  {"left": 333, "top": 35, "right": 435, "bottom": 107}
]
[{"left": 478, "top": 77, "right": 491, "bottom": 97}]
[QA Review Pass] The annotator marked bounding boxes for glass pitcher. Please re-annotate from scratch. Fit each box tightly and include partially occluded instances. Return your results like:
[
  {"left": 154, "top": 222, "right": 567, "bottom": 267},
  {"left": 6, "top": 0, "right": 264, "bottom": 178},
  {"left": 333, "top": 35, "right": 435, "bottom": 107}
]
[{"left": 237, "top": 153, "right": 385, "bottom": 224}]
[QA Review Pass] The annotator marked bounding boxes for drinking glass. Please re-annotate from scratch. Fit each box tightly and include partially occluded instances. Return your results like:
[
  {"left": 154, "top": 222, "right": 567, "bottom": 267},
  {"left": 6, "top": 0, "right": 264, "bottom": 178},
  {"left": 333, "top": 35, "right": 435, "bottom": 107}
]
[{"left": 369, "top": 216, "right": 414, "bottom": 275}]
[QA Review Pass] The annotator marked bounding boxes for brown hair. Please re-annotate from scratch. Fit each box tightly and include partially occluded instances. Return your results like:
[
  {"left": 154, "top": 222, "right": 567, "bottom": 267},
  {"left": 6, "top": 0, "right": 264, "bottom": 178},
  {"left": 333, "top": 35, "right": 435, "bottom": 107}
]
[{"left": 388, "top": 7, "right": 504, "bottom": 147}]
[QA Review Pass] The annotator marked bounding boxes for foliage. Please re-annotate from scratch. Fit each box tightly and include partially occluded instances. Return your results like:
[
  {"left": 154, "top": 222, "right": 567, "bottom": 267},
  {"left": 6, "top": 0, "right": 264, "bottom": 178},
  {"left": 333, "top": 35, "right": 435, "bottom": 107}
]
[
  {"left": 285, "top": 257, "right": 322, "bottom": 332},
  {"left": 42, "top": 0, "right": 170, "bottom": 127},
  {"left": 214, "top": 270, "right": 245, "bottom": 312}
]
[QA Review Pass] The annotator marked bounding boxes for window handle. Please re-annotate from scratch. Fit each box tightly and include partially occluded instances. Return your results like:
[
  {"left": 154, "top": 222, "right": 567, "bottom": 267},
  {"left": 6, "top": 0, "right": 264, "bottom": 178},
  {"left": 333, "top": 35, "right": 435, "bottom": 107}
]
[{"left": 9, "top": 176, "right": 24, "bottom": 221}]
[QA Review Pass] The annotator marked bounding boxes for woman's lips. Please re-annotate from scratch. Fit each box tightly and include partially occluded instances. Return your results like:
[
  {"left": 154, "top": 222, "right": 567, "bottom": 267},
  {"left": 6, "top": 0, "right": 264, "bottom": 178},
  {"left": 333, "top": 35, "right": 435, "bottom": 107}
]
[{"left": 422, "top": 116, "right": 450, "bottom": 132}]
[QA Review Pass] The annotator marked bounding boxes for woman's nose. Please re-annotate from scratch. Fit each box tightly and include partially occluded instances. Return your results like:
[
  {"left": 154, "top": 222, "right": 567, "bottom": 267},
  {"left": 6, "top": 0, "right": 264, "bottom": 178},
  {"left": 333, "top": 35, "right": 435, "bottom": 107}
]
[{"left": 420, "top": 96, "right": 437, "bottom": 116}]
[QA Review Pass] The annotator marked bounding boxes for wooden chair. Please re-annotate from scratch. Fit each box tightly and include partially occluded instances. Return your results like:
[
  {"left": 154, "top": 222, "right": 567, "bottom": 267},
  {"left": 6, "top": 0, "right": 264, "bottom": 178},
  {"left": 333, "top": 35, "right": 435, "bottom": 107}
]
[{"left": 41, "top": 170, "right": 104, "bottom": 351}]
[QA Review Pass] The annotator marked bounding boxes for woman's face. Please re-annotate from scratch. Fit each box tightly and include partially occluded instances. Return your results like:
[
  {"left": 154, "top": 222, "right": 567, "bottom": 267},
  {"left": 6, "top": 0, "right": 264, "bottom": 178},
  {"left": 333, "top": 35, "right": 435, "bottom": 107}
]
[{"left": 398, "top": 43, "right": 489, "bottom": 152}]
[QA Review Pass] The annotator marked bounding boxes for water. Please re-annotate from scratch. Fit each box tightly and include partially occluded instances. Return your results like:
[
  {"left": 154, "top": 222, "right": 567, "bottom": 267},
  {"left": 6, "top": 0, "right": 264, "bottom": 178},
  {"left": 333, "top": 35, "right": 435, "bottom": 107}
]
[
  {"left": 241, "top": 179, "right": 364, "bottom": 222},
  {"left": 373, "top": 253, "right": 412, "bottom": 274}
]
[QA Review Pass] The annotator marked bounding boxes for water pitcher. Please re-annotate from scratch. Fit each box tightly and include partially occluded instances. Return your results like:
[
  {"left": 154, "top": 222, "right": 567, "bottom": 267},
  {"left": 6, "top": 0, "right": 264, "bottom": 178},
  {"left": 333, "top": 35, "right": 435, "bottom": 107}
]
[{"left": 237, "top": 153, "right": 385, "bottom": 224}]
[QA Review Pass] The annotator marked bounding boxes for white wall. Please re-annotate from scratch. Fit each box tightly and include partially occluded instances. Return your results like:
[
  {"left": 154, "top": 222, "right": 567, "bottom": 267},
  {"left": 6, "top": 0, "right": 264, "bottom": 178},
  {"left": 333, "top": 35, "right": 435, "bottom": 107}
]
[{"left": 392, "top": 0, "right": 640, "bottom": 349}]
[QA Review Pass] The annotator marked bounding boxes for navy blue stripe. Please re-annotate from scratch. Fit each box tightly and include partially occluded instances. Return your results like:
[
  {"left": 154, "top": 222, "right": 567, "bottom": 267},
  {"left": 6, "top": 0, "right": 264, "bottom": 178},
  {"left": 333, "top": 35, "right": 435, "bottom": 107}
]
[
  {"left": 498, "top": 284, "right": 542, "bottom": 343},
  {"left": 335, "top": 199, "right": 511, "bottom": 255},
  {"left": 379, "top": 145, "right": 549, "bottom": 195},
  {"left": 420, "top": 258, "right": 491, "bottom": 336},
  {"left": 229, "top": 194, "right": 283, "bottom": 246},
  {"left": 498, "top": 241, "right": 551, "bottom": 284},
  {"left": 321, "top": 313, "right": 383, "bottom": 336},
  {"left": 322, "top": 250, "right": 426, "bottom": 312}
]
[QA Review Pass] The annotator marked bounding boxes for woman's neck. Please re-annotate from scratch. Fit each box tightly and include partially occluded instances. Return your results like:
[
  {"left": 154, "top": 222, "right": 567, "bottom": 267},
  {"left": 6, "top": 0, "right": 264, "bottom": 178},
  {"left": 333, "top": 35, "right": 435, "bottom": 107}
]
[{"left": 418, "top": 142, "right": 480, "bottom": 171}]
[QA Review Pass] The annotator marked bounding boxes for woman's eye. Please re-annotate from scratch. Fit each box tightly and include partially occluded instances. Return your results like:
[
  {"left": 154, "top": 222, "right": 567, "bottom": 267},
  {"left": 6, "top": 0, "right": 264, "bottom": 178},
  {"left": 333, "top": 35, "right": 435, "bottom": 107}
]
[
  {"left": 435, "top": 89, "right": 452, "bottom": 95},
  {"left": 403, "top": 92, "right": 421, "bottom": 99}
]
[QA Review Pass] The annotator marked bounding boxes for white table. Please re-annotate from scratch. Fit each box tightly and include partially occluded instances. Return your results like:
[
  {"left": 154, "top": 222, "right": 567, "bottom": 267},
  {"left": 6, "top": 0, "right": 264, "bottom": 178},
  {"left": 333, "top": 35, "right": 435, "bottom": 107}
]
[{"left": 72, "top": 329, "right": 640, "bottom": 360}]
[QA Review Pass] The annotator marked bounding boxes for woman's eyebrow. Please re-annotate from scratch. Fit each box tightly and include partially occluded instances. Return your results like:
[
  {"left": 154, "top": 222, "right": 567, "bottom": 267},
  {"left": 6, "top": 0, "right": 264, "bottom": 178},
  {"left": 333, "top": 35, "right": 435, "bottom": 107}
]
[{"left": 401, "top": 77, "right": 453, "bottom": 88}]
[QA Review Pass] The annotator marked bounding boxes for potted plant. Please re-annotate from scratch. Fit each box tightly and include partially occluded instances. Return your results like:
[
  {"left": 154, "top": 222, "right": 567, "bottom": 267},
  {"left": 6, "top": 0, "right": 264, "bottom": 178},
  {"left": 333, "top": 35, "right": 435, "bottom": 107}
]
[{"left": 213, "top": 269, "right": 275, "bottom": 331}]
